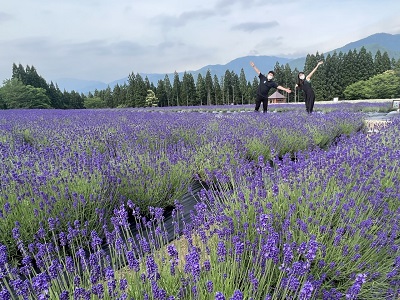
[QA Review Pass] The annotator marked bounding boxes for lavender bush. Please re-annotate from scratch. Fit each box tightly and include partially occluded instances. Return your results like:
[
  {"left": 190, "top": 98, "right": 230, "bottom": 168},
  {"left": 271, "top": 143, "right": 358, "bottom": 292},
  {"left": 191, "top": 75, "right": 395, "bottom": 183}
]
[
  {"left": 196, "top": 118, "right": 399, "bottom": 299},
  {"left": 0, "top": 105, "right": 398, "bottom": 299}
]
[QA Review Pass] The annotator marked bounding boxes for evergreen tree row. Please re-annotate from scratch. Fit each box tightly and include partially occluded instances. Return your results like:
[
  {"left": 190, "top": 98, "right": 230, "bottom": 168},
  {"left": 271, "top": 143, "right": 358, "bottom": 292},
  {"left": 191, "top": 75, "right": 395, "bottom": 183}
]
[
  {"left": 87, "top": 69, "right": 258, "bottom": 109},
  {"left": 0, "top": 63, "right": 85, "bottom": 109},
  {"left": 1, "top": 47, "right": 399, "bottom": 109},
  {"left": 88, "top": 47, "right": 398, "bottom": 108},
  {"left": 300, "top": 47, "right": 394, "bottom": 101}
]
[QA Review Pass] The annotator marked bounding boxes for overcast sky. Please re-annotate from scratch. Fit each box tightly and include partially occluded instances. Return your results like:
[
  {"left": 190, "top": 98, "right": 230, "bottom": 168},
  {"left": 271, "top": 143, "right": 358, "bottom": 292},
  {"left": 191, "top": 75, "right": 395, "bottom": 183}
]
[{"left": 1, "top": 0, "right": 400, "bottom": 83}]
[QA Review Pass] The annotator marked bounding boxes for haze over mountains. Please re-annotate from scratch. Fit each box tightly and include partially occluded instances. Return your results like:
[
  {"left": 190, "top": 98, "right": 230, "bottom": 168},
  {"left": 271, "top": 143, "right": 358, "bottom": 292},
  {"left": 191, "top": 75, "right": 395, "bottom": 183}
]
[{"left": 55, "top": 33, "right": 400, "bottom": 93}]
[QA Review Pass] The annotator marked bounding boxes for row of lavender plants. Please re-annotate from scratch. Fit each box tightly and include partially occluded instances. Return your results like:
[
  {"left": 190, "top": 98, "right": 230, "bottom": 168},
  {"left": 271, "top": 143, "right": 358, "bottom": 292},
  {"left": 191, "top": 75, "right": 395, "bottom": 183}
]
[
  {"left": 0, "top": 108, "right": 365, "bottom": 261},
  {"left": 0, "top": 105, "right": 397, "bottom": 299},
  {"left": 142, "top": 100, "right": 393, "bottom": 113}
]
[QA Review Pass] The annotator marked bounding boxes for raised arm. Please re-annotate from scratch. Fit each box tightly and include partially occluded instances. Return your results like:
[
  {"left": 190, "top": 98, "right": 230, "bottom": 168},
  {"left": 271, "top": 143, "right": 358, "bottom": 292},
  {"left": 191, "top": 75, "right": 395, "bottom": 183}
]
[
  {"left": 306, "top": 61, "right": 323, "bottom": 81},
  {"left": 250, "top": 61, "right": 261, "bottom": 75}
]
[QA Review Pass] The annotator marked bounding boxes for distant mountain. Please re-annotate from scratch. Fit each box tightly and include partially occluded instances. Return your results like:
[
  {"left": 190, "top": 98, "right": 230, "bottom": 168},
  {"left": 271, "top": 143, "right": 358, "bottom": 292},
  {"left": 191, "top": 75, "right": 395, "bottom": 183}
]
[
  {"left": 54, "top": 78, "right": 108, "bottom": 93},
  {"left": 107, "top": 56, "right": 293, "bottom": 92},
  {"left": 56, "top": 32, "right": 400, "bottom": 93},
  {"left": 192, "top": 55, "right": 292, "bottom": 81},
  {"left": 329, "top": 32, "right": 400, "bottom": 58},
  {"left": 288, "top": 33, "right": 400, "bottom": 72}
]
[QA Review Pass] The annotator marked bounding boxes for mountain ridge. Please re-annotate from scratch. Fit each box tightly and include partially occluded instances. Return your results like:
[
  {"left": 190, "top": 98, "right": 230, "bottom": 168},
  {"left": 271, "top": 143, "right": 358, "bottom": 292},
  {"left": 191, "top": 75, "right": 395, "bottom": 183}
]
[{"left": 55, "top": 32, "right": 400, "bottom": 93}]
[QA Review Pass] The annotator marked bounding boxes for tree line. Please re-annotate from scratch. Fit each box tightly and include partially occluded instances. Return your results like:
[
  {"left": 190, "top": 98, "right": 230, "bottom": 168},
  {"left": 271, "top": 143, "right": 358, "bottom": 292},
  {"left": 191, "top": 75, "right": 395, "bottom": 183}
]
[
  {"left": 0, "top": 64, "right": 85, "bottom": 109},
  {"left": 1, "top": 47, "right": 399, "bottom": 109}
]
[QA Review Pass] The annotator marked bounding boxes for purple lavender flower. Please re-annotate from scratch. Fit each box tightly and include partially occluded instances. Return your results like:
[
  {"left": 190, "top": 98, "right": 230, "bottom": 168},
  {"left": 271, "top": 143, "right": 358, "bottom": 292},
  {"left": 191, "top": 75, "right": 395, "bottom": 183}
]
[
  {"left": 215, "top": 291, "right": 226, "bottom": 300},
  {"left": 117, "top": 293, "right": 128, "bottom": 300},
  {"left": 258, "top": 214, "right": 270, "bottom": 232},
  {"left": 297, "top": 241, "right": 307, "bottom": 255},
  {"left": 192, "top": 285, "right": 198, "bottom": 298},
  {"left": 48, "top": 217, "right": 59, "bottom": 231},
  {"left": 104, "top": 266, "right": 115, "bottom": 280},
  {"left": 262, "top": 232, "right": 280, "bottom": 264},
  {"left": 48, "top": 259, "right": 62, "bottom": 279},
  {"left": 235, "top": 241, "right": 244, "bottom": 261},
  {"left": 65, "top": 256, "right": 75, "bottom": 273},
  {"left": 296, "top": 219, "right": 308, "bottom": 234},
  {"left": 206, "top": 280, "right": 213, "bottom": 293},
  {"left": 91, "top": 283, "right": 104, "bottom": 298},
  {"left": 112, "top": 204, "right": 129, "bottom": 228},
  {"left": 154, "top": 207, "right": 165, "bottom": 222},
  {"left": 184, "top": 247, "right": 201, "bottom": 281},
  {"left": 167, "top": 244, "right": 178, "bottom": 259},
  {"left": 333, "top": 228, "right": 344, "bottom": 246},
  {"left": 32, "top": 272, "right": 50, "bottom": 296},
  {"left": 89, "top": 254, "right": 101, "bottom": 284},
  {"left": 230, "top": 290, "right": 243, "bottom": 300},
  {"left": 58, "top": 232, "right": 67, "bottom": 247},
  {"left": 387, "top": 269, "right": 397, "bottom": 279},
  {"left": 345, "top": 273, "right": 367, "bottom": 299},
  {"left": 10, "top": 278, "right": 29, "bottom": 298},
  {"left": 285, "top": 276, "right": 300, "bottom": 291},
  {"left": 290, "top": 260, "right": 310, "bottom": 277},
  {"left": 120, "top": 278, "right": 128, "bottom": 291},
  {"left": 59, "top": 290, "right": 69, "bottom": 300},
  {"left": 0, "top": 244, "right": 8, "bottom": 269},
  {"left": 126, "top": 250, "right": 140, "bottom": 272},
  {"left": 282, "top": 243, "right": 294, "bottom": 268},
  {"left": 169, "top": 262, "right": 176, "bottom": 276},
  {"left": 203, "top": 260, "right": 211, "bottom": 272},
  {"left": 73, "top": 275, "right": 81, "bottom": 287},
  {"left": 12, "top": 225, "right": 21, "bottom": 241},
  {"left": 146, "top": 255, "right": 159, "bottom": 280},
  {"left": 3, "top": 202, "right": 11, "bottom": 214},
  {"left": 272, "top": 184, "right": 279, "bottom": 196},
  {"left": 18, "top": 255, "right": 32, "bottom": 276},
  {"left": 217, "top": 241, "right": 227, "bottom": 262},
  {"left": 299, "top": 281, "right": 314, "bottom": 300},
  {"left": 67, "top": 224, "right": 78, "bottom": 245},
  {"left": 76, "top": 247, "right": 88, "bottom": 271},
  {"left": 248, "top": 271, "right": 259, "bottom": 292},
  {"left": 306, "top": 236, "right": 319, "bottom": 261},
  {"left": 90, "top": 230, "right": 103, "bottom": 250},
  {"left": 36, "top": 226, "right": 46, "bottom": 240},
  {"left": 73, "top": 287, "right": 89, "bottom": 299},
  {"left": 140, "top": 237, "right": 151, "bottom": 253},
  {"left": 0, "top": 289, "right": 11, "bottom": 300},
  {"left": 115, "top": 237, "right": 125, "bottom": 253},
  {"left": 322, "top": 288, "right": 343, "bottom": 300}
]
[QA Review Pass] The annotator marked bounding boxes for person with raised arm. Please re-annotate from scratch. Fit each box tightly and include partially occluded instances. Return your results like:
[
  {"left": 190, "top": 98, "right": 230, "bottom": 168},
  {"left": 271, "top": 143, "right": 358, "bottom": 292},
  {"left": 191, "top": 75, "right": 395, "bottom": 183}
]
[
  {"left": 296, "top": 61, "right": 323, "bottom": 113},
  {"left": 250, "top": 61, "right": 291, "bottom": 113}
]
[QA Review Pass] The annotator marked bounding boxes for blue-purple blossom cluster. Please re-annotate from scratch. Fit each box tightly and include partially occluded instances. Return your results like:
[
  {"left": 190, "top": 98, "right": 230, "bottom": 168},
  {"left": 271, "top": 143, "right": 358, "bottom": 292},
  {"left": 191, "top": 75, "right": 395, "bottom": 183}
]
[{"left": 0, "top": 107, "right": 398, "bottom": 299}]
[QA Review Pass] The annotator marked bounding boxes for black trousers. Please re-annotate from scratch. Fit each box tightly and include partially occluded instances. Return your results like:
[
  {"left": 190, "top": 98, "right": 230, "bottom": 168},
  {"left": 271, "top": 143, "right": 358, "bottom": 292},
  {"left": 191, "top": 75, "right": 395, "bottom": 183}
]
[
  {"left": 255, "top": 94, "right": 269, "bottom": 112},
  {"left": 305, "top": 94, "right": 315, "bottom": 113}
]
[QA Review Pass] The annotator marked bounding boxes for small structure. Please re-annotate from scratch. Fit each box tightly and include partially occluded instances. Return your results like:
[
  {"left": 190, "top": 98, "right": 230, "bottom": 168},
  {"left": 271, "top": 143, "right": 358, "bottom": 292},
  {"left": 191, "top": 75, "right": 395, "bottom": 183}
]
[{"left": 268, "top": 91, "right": 286, "bottom": 103}]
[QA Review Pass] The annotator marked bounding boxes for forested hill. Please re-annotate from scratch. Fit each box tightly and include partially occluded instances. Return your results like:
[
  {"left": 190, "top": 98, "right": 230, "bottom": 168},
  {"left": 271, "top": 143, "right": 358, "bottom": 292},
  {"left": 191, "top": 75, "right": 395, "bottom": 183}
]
[
  {"left": 23, "top": 32, "right": 400, "bottom": 93},
  {"left": 332, "top": 33, "right": 400, "bottom": 58},
  {"left": 276, "top": 33, "right": 400, "bottom": 75}
]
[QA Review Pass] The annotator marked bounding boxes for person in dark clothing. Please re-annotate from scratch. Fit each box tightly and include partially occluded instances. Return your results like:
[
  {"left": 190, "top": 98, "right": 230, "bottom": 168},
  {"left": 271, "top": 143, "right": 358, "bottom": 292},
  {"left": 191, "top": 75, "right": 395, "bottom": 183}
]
[
  {"left": 250, "top": 61, "right": 291, "bottom": 113},
  {"left": 296, "top": 61, "right": 323, "bottom": 113}
]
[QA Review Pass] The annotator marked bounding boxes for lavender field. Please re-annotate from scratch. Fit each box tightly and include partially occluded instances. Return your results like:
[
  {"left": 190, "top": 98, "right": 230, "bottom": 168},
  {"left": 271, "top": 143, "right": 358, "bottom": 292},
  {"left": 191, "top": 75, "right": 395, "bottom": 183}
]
[{"left": 0, "top": 102, "right": 399, "bottom": 299}]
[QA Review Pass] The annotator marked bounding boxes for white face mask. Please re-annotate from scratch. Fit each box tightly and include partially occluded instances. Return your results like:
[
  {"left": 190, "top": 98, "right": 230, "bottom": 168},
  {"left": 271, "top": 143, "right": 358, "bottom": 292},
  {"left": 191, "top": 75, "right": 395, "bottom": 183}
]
[
  {"left": 299, "top": 74, "right": 305, "bottom": 80},
  {"left": 267, "top": 75, "right": 273, "bottom": 80}
]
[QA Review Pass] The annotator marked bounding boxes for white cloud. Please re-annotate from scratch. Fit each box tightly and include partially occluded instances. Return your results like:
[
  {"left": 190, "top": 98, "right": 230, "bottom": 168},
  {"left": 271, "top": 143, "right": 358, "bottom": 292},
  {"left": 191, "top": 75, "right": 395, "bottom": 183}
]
[{"left": 1, "top": 0, "right": 400, "bottom": 83}]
